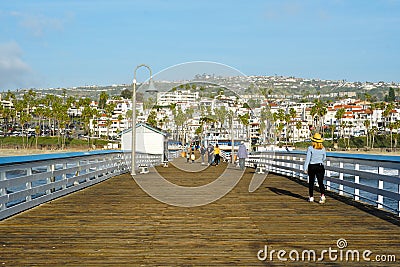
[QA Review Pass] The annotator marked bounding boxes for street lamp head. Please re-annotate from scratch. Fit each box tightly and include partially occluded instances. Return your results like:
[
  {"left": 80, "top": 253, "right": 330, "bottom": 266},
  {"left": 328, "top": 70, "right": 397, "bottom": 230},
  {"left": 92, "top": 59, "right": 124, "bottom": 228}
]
[{"left": 145, "top": 77, "right": 158, "bottom": 93}]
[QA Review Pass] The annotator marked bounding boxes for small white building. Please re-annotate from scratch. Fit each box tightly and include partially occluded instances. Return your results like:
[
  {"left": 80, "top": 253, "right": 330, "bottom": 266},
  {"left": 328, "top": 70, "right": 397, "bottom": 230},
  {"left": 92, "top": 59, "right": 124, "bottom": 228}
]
[{"left": 121, "top": 123, "right": 167, "bottom": 154}]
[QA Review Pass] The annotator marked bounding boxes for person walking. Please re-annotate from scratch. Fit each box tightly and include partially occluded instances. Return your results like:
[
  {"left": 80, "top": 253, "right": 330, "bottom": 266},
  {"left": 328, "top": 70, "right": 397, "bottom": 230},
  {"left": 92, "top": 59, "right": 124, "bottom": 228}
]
[
  {"left": 185, "top": 145, "right": 191, "bottom": 163},
  {"left": 237, "top": 141, "right": 248, "bottom": 170},
  {"left": 214, "top": 144, "right": 221, "bottom": 166},
  {"left": 190, "top": 143, "right": 196, "bottom": 163},
  {"left": 200, "top": 145, "right": 207, "bottom": 165},
  {"left": 303, "top": 133, "right": 327, "bottom": 203},
  {"left": 207, "top": 143, "right": 214, "bottom": 166}
]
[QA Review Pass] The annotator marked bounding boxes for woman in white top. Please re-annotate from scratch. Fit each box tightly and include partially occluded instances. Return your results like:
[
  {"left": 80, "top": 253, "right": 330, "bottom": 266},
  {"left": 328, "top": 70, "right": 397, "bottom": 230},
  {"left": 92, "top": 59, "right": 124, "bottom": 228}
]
[{"left": 303, "top": 133, "right": 327, "bottom": 203}]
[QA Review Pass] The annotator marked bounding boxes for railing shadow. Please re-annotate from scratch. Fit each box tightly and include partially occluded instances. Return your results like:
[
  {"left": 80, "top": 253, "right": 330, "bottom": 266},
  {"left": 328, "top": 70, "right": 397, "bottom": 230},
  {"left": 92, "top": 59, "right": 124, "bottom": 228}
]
[{"left": 283, "top": 175, "right": 400, "bottom": 227}]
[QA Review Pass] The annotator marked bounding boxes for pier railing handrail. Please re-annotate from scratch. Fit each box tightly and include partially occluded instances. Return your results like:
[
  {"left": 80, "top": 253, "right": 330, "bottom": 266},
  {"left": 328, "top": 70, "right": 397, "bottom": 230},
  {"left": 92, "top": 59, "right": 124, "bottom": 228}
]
[
  {"left": 0, "top": 150, "right": 129, "bottom": 220},
  {"left": 0, "top": 150, "right": 168, "bottom": 220},
  {"left": 246, "top": 150, "right": 400, "bottom": 217}
]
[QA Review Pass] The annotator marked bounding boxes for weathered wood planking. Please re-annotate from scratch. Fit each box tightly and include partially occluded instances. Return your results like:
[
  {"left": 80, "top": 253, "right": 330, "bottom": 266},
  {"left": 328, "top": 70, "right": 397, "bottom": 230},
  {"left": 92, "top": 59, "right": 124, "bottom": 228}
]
[{"left": 0, "top": 161, "right": 399, "bottom": 266}]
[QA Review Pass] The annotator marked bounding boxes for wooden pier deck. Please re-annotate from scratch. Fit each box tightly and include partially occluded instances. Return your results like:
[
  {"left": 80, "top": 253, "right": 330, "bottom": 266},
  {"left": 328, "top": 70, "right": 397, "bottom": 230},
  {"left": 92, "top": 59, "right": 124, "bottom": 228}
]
[{"left": 0, "top": 159, "right": 399, "bottom": 266}]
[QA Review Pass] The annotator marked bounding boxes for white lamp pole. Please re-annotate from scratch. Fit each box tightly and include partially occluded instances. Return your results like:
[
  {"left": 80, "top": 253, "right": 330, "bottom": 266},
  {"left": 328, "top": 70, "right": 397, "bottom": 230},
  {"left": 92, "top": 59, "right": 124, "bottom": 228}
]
[{"left": 131, "top": 64, "right": 154, "bottom": 176}]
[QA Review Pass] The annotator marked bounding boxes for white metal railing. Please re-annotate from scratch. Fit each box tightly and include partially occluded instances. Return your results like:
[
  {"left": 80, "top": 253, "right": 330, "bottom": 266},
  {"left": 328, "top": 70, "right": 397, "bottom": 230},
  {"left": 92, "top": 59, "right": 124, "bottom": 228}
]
[
  {"left": 220, "top": 150, "right": 230, "bottom": 162},
  {"left": 168, "top": 150, "right": 182, "bottom": 161},
  {"left": 122, "top": 151, "right": 164, "bottom": 170},
  {"left": 0, "top": 150, "right": 128, "bottom": 220},
  {"left": 246, "top": 151, "right": 400, "bottom": 217}
]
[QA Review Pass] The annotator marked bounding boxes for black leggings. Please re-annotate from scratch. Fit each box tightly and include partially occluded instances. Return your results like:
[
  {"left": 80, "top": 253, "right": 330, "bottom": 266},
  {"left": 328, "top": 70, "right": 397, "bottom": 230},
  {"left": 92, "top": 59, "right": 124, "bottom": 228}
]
[
  {"left": 214, "top": 154, "right": 220, "bottom": 165},
  {"left": 308, "top": 164, "right": 326, "bottom": 197}
]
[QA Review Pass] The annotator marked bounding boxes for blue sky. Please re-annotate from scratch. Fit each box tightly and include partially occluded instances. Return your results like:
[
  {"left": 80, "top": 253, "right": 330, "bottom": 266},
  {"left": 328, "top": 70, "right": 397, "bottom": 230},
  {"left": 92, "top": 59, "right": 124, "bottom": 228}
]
[{"left": 1, "top": 0, "right": 400, "bottom": 90}]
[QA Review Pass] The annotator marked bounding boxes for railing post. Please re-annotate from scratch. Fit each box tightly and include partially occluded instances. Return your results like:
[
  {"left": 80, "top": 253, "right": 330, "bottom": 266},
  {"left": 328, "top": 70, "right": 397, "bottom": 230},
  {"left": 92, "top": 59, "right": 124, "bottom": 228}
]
[
  {"left": 326, "top": 160, "right": 331, "bottom": 191},
  {"left": 278, "top": 155, "right": 282, "bottom": 175},
  {"left": 62, "top": 162, "right": 67, "bottom": 189},
  {"left": 25, "top": 167, "right": 32, "bottom": 202},
  {"left": 354, "top": 163, "right": 360, "bottom": 201},
  {"left": 0, "top": 170, "right": 6, "bottom": 211},
  {"left": 97, "top": 157, "right": 102, "bottom": 179},
  {"left": 287, "top": 155, "right": 292, "bottom": 177},
  {"left": 300, "top": 156, "right": 305, "bottom": 180},
  {"left": 339, "top": 162, "right": 344, "bottom": 195},
  {"left": 47, "top": 164, "right": 55, "bottom": 194},
  {"left": 398, "top": 180, "right": 400, "bottom": 217},
  {"left": 291, "top": 155, "right": 295, "bottom": 177},
  {"left": 377, "top": 166, "right": 384, "bottom": 209}
]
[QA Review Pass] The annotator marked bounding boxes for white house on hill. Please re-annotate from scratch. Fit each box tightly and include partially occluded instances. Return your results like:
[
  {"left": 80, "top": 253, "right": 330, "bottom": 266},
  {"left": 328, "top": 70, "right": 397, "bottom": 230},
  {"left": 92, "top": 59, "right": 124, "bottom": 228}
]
[{"left": 120, "top": 123, "right": 167, "bottom": 155}]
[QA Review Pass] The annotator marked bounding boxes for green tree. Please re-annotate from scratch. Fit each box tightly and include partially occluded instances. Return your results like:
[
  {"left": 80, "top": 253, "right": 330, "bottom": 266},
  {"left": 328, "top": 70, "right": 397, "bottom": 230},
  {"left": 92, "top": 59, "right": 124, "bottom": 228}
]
[
  {"left": 214, "top": 106, "right": 229, "bottom": 131},
  {"left": 388, "top": 87, "right": 396, "bottom": 102},
  {"left": 289, "top": 107, "right": 297, "bottom": 145},
  {"left": 98, "top": 92, "right": 109, "bottom": 110},
  {"left": 363, "top": 120, "right": 370, "bottom": 148},
  {"left": 335, "top": 108, "right": 346, "bottom": 148},
  {"left": 121, "top": 89, "right": 132, "bottom": 99},
  {"left": 104, "top": 102, "right": 116, "bottom": 139},
  {"left": 296, "top": 121, "right": 302, "bottom": 143},
  {"left": 147, "top": 110, "right": 158, "bottom": 128},
  {"left": 19, "top": 112, "right": 32, "bottom": 148},
  {"left": 238, "top": 113, "right": 250, "bottom": 141}
]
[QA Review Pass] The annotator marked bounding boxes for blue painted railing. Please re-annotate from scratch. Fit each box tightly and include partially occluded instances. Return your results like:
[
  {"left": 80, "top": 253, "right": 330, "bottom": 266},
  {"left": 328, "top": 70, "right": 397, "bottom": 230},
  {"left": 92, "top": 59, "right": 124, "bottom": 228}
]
[
  {"left": 247, "top": 150, "right": 400, "bottom": 217},
  {"left": 0, "top": 150, "right": 127, "bottom": 220}
]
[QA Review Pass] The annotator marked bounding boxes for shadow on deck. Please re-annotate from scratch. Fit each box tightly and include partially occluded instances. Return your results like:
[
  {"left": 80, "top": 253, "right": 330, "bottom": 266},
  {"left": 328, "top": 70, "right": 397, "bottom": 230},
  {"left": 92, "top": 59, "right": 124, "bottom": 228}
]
[{"left": 0, "top": 161, "right": 399, "bottom": 266}]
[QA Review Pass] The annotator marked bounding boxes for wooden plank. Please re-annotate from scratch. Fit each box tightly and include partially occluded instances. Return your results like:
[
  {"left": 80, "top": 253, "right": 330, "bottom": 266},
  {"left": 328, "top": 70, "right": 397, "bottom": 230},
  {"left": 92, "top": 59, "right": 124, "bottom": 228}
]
[{"left": 0, "top": 162, "right": 399, "bottom": 266}]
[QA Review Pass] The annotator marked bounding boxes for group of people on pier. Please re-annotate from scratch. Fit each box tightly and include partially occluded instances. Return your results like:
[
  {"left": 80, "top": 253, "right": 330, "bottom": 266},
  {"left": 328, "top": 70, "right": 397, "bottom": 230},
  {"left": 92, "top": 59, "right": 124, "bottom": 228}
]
[
  {"left": 182, "top": 132, "right": 327, "bottom": 204},
  {"left": 184, "top": 142, "right": 248, "bottom": 169}
]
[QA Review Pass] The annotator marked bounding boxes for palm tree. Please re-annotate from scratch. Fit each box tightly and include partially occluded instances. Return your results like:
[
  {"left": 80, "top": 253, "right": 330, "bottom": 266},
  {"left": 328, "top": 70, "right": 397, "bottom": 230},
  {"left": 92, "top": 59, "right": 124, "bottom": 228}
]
[
  {"left": 335, "top": 108, "right": 345, "bottom": 148},
  {"left": 310, "top": 105, "right": 318, "bottom": 129},
  {"left": 383, "top": 103, "right": 394, "bottom": 142},
  {"left": 214, "top": 106, "right": 229, "bottom": 131},
  {"left": 295, "top": 121, "right": 302, "bottom": 143},
  {"left": 81, "top": 106, "right": 95, "bottom": 148},
  {"left": 388, "top": 122, "right": 395, "bottom": 151},
  {"left": 126, "top": 110, "right": 133, "bottom": 128},
  {"left": 318, "top": 104, "right": 327, "bottom": 135},
  {"left": 259, "top": 107, "right": 269, "bottom": 144},
  {"left": 363, "top": 120, "right": 370, "bottom": 148},
  {"left": 104, "top": 102, "right": 116, "bottom": 139},
  {"left": 284, "top": 113, "right": 291, "bottom": 145},
  {"left": 276, "top": 123, "right": 285, "bottom": 145},
  {"left": 330, "top": 124, "right": 336, "bottom": 148},
  {"left": 289, "top": 107, "right": 297, "bottom": 145},
  {"left": 310, "top": 100, "right": 327, "bottom": 133},
  {"left": 35, "top": 125, "right": 40, "bottom": 149},
  {"left": 19, "top": 112, "right": 32, "bottom": 148},
  {"left": 173, "top": 107, "right": 187, "bottom": 145},
  {"left": 394, "top": 120, "right": 400, "bottom": 150},
  {"left": 370, "top": 126, "right": 378, "bottom": 149},
  {"left": 117, "top": 114, "right": 124, "bottom": 132},
  {"left": 238, "top": 113, "right": 250, "bottom": 141},
  {"left": 98, "top": 92, "right": 109, "bottom": 110}
]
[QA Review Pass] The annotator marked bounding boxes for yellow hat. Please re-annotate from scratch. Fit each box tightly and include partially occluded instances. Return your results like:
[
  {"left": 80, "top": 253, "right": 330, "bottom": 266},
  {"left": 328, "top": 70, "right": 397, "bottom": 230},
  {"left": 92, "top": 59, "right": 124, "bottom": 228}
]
[{"left": 311, "top": 133, "right": 324, "bottom": 143}]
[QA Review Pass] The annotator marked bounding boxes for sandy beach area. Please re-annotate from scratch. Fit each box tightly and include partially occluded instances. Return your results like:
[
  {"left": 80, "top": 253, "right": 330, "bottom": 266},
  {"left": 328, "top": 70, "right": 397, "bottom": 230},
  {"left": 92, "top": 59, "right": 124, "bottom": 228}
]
[{"left": 0, "top": 148, "right": 91, "bottom": 157}]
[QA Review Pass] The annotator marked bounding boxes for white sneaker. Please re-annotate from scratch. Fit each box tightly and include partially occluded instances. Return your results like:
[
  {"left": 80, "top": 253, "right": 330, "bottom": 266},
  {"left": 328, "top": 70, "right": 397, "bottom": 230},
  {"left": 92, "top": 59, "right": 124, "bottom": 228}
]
[
  {"left": 309, "top": 197, "right": 314, "bottom": 202},
  {"left": 319, "top": 195, "right": 326, "bottom": 204}
]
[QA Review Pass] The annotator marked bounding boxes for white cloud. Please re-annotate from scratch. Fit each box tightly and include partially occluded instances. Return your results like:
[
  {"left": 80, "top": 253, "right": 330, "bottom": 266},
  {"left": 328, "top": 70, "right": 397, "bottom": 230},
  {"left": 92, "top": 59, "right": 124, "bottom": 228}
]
[
  {"left": 0, "top": 42, "right": 35, "bottom": 89},
  {"left": 10, "top": 11, "right": 65, "bottom": 37}
]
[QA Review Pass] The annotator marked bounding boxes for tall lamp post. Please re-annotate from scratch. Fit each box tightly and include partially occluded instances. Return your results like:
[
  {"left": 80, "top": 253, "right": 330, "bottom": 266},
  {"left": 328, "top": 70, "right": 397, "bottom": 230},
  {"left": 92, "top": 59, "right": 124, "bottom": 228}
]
[{"left": 131, "top": 64, "right": 157, "bottom": 176}]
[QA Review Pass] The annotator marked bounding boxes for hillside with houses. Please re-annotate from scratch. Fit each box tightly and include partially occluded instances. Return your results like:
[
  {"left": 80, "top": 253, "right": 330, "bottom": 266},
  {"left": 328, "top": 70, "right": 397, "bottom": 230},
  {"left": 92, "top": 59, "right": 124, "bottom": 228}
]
[{"left": 1, "top": 75, "right": 399, "bottom": 151}]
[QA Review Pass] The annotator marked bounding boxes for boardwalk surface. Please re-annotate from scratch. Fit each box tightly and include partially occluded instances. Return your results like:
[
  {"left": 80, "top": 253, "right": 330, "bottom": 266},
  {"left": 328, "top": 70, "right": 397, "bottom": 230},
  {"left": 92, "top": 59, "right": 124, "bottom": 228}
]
[{"left": 0, "top": 157, "right": 399, "bottom": 266}]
